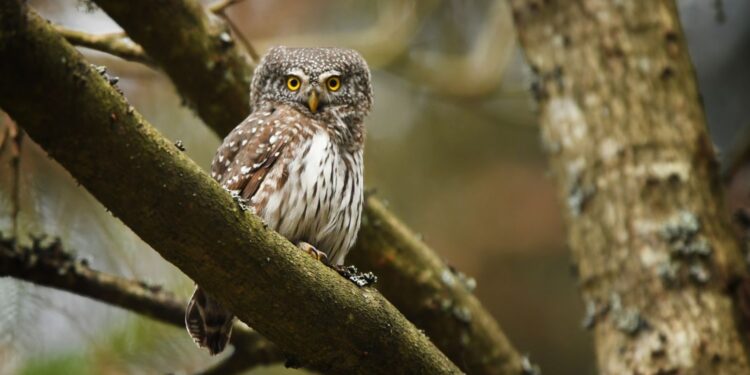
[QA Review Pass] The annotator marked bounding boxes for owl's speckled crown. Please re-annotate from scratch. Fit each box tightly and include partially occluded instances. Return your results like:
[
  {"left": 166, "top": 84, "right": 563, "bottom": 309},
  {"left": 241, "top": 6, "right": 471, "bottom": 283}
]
[{"left": 259, "top": 46, "right": 368, "bottom": 74}]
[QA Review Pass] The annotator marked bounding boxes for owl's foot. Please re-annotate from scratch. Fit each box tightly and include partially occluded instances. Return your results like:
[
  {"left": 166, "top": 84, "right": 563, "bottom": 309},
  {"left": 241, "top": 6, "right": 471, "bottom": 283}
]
[
  {"left": 297, "top": 241, "right": 328, "bottom": 262},
  {"left": 294, "top": 243, "right": 377, "bottom": 287}
]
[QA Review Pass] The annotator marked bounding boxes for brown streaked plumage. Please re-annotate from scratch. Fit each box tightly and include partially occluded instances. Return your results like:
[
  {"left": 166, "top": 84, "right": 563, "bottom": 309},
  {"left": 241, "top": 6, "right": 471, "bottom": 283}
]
[{"left": 185, "top": 46, "right": 373, "bottom": 355}]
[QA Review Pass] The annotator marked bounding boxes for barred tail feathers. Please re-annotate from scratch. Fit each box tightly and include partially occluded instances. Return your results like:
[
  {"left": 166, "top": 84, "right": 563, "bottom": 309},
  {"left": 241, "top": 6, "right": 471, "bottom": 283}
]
[{"left": 185, "top": 286, "right": 235, "bottom": 355}]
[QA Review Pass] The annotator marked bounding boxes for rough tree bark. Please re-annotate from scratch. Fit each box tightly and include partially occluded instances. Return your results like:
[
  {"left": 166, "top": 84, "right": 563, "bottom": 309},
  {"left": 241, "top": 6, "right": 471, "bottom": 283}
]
[
  {"left": 88, "top": 0, "right": 525, "bottom": 373},
  {"left": 510, "top": 1, "right": 750, "bottom": 373},
  {"left": 0, "top": 3, "right": 460, "bottom": 374}
]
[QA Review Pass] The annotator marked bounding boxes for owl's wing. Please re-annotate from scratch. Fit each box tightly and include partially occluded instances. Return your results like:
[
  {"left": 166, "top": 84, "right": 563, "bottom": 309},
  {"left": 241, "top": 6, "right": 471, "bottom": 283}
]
[{"left": 211, "top": 110, "right": 290, "bottom": 200}]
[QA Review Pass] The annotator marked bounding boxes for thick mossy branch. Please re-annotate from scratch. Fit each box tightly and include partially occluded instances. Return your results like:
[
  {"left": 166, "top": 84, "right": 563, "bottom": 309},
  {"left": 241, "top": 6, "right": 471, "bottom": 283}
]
[
  {"left": 510, "top": 0, "right": 750, "bottom": 373},
  {"left": 0, "top": 3, "right": 459, "bottom": 374},
  {"left": 0, "top": 237, "right": 282, "bottom": 368},
  {"left": 91, "top": 1, "right": 524, "bottom": 372},
  {"left": 93, "top": 0, "right": 253, "bottom": 136},
  {"left": 350, "top": 197, "right": 525, "bottom": 374}
]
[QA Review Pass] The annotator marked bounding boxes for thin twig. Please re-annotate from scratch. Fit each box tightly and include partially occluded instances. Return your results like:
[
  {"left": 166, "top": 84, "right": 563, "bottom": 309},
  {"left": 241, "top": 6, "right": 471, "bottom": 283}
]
[
  {"left": 54, "top": 25, "right": 155, "bottom": 66},
  {"left": 10, "top": 124, "right": 22, "bottom": 239},
  {"left": 220, "top": 13, "right": 260, "bottom": 64}
]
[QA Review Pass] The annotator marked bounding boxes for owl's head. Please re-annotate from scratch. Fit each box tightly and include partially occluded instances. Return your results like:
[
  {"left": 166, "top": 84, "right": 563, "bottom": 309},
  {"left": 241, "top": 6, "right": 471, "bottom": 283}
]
[{"left": 250, "top": 47, "right": 373, "bottom": 118}]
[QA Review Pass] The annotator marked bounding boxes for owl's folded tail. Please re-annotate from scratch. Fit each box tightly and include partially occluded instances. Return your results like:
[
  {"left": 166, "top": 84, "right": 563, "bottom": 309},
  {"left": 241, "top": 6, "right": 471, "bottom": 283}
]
[{"left": 185, "top": 286, "right": 235, "bottom": 355}]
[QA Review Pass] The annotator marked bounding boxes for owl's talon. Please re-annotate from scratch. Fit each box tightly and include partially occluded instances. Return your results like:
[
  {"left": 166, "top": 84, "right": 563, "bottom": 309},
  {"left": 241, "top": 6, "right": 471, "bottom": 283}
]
[{"left": 297, "top": 242, "right": 328, "bottom": 262}]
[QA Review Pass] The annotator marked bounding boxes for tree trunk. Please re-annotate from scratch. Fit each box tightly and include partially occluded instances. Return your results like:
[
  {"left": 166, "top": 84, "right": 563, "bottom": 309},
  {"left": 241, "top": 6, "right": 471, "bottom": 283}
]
[{"left": 510, "top": 1, "right": 750, "bottom": 373}]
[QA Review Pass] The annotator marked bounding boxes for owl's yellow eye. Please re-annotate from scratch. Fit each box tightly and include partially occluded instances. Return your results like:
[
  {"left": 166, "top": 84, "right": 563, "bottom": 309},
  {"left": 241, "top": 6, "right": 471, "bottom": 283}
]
[
  {"left": 286, "top": 76, "right": 301, "bottom": 91},
  {"left": 326, "top": 76, "right": 341, "bottom": 91}
]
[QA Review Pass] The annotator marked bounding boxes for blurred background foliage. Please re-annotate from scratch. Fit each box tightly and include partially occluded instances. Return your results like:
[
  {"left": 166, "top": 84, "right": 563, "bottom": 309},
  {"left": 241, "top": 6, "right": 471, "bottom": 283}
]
[{"left": 0, "top": 0, "right": 748, "bottom": 374}]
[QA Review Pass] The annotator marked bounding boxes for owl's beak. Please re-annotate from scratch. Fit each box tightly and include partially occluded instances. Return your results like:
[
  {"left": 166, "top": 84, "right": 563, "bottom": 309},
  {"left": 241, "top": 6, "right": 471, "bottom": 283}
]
[{"left": 307, "top": 90, "right": 319, "bottom": 113}]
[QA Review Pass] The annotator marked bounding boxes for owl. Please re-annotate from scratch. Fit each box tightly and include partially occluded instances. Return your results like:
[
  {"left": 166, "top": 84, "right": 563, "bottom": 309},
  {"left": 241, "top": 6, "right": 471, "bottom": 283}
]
[{"left": 185, "top": 46, "right": 373, "bottom": 355}]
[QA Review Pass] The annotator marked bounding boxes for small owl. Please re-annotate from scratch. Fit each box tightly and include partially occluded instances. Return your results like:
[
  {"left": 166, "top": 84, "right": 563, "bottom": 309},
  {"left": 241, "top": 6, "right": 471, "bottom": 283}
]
[{"left": 185, "top": 46, "right": 373, "bottom": 355}]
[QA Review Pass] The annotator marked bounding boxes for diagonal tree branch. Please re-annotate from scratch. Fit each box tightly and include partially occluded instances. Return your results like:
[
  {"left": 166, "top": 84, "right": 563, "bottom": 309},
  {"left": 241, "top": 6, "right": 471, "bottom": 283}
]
[
  {"left": 0, "top": 237, "right": 283, "bottom": 370},
  {"left": 0, "top": 3, "right": 460, "bottom": 374},
  {"left": 92, "top": 1, "right": 525, "bottom": 372}
]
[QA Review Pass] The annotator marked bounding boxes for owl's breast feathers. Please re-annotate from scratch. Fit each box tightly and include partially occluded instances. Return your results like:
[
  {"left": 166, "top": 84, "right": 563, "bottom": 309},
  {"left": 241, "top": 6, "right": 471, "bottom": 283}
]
[{"left": 211, "top": 104, "right": 364, "bottom": 264}]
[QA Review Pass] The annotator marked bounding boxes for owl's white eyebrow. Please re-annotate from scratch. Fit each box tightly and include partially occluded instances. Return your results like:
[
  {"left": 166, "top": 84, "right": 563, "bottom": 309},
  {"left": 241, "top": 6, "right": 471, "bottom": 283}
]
[
  {"left": 318, "top": 71, "right": 341, "bottom": 81},
  {"left": 286, "top": 69, "right": 308, "bottom": 81}
]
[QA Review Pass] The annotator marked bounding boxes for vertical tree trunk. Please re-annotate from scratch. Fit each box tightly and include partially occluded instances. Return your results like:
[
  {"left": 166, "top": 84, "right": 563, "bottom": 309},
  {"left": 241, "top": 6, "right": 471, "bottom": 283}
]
[{"left": 510, "top": 1, "right": 750, "bottom": 373}]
